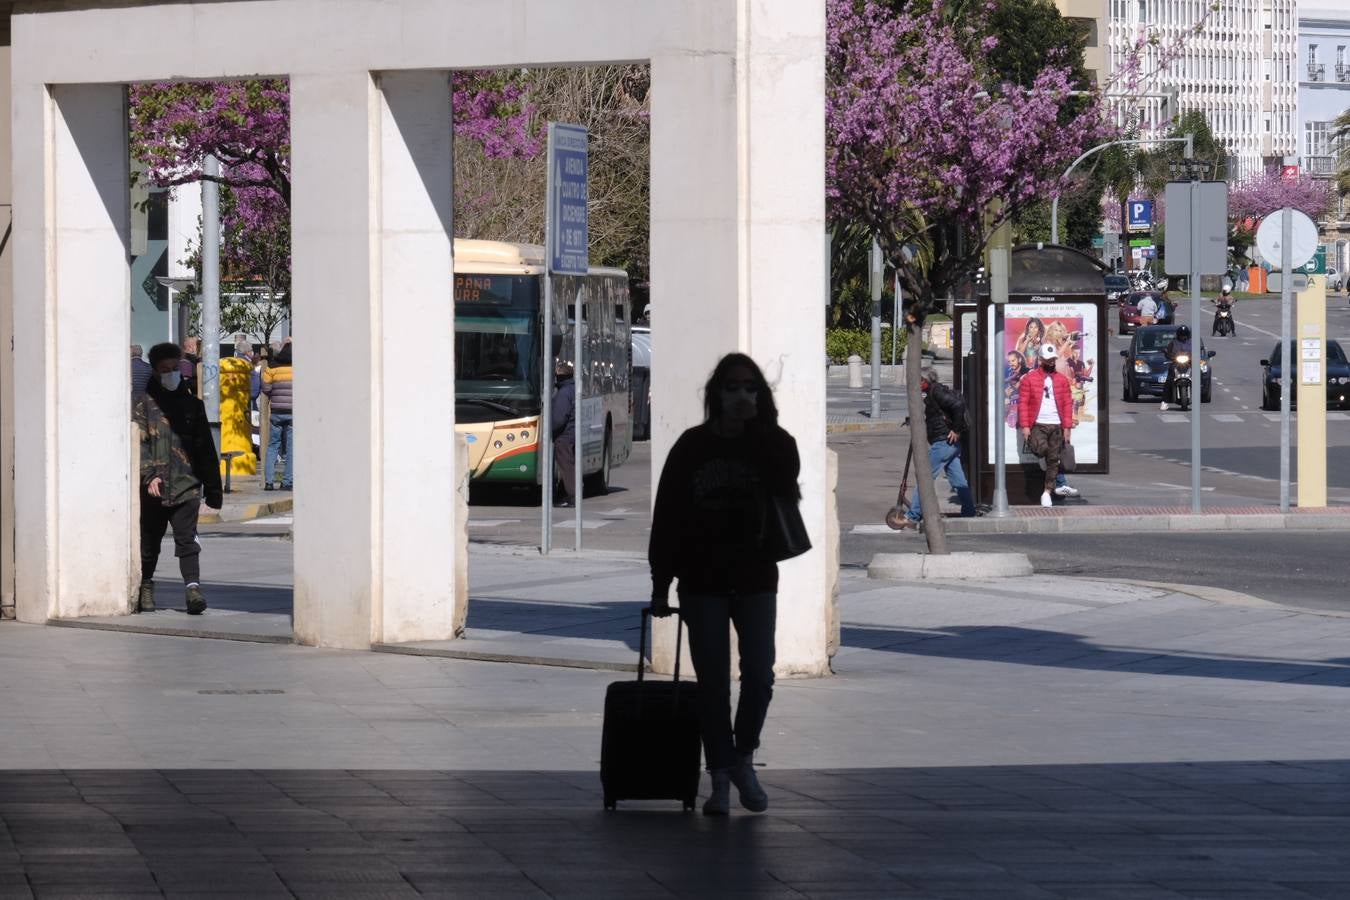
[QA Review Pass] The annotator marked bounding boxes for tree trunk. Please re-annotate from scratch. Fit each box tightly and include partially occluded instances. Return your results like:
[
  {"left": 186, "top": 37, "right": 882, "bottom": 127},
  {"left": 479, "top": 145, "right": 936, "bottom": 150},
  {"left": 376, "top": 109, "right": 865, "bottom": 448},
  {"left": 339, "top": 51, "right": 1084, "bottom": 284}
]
[{"left": 905, "top": 321, "right": 949, "bottom": 555}]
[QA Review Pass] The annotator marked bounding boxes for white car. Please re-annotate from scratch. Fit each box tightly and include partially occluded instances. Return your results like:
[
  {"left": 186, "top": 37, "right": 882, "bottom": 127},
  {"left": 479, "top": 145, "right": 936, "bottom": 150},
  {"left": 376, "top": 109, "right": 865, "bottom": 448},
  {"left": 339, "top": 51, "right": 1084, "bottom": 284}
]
[{"left": 1327, "top": 267, "right": 1343, "bottom": 292}]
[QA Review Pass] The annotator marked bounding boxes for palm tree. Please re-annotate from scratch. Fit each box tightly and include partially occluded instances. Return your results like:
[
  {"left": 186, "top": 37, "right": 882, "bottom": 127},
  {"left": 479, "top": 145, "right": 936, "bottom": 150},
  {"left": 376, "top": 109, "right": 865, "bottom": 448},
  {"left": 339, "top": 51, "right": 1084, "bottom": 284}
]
[{"left": 1335, "top": 109, "right": 1350, "bottom": 200}]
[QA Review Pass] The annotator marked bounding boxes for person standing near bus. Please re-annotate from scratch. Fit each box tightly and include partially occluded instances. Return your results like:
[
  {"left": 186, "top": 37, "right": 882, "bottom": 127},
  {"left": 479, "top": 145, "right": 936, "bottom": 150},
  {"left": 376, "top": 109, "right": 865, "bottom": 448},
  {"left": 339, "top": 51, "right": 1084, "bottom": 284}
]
[{"left": 552, "top": 358, "right": 578, "bottom": 508}]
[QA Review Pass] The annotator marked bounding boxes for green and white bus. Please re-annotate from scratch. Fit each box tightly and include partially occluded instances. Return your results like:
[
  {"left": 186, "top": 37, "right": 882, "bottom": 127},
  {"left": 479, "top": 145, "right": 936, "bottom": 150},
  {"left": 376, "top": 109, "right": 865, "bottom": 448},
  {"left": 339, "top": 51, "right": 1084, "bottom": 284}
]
[{"left": 453, "top": 239, "right": 633, "bottom": 493}]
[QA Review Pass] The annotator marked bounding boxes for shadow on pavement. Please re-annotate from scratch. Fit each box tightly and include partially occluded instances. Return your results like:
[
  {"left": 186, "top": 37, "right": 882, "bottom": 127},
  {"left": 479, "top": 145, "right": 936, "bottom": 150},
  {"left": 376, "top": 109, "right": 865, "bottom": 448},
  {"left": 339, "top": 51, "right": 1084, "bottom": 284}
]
[
  {"left": 2, "top": 761, "right": 1347, "bottom": 897},
  {"left": 842, "top": 623, "right": 1350, "bottom": 687}
]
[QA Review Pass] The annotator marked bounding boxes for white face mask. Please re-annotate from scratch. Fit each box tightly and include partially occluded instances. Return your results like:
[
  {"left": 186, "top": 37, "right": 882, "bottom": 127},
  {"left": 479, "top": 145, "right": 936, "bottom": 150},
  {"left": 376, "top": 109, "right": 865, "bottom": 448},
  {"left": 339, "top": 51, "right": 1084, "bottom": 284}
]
[{"left": 159, "top": 371, "right": 182, "bottom": 391}]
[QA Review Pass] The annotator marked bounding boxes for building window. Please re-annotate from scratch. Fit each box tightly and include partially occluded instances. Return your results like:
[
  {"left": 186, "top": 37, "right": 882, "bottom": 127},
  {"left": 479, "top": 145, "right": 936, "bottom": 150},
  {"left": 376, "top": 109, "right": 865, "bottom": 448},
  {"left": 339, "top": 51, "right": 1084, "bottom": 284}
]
[{"left": 1306, "top": 121, "right": 1331, "bottom": 158}]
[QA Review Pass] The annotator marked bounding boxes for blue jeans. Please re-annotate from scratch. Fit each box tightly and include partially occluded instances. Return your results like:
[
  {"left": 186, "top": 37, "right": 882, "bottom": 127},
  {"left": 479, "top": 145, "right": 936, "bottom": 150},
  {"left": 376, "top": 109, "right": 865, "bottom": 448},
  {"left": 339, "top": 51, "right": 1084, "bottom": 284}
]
[
  {"left": 1055, "top": 473, "right": 1068, "bottom": 488},
  {"left": 907, "top": 440, "right": 976, "bottom": 520},
  {"left": 266, "top": 412, "right": 293, "bottom": 487},
  {"left": 679, "top": 591, "right": 776, "bottom": 771}
]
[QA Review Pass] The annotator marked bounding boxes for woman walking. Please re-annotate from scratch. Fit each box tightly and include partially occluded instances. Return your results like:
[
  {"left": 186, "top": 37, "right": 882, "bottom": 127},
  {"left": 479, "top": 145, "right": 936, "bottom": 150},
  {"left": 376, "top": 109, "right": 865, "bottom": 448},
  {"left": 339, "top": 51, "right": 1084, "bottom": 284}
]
[{"left": 649, "top": 353, "right": 802, "bottom": 816}]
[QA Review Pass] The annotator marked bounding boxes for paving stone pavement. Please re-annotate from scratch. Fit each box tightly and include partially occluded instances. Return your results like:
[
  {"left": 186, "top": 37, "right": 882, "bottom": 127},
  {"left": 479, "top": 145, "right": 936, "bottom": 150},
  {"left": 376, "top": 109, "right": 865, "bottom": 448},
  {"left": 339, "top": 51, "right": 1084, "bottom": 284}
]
[{"left": 5, "top": 551, "right": 1350, "bottom": 896}]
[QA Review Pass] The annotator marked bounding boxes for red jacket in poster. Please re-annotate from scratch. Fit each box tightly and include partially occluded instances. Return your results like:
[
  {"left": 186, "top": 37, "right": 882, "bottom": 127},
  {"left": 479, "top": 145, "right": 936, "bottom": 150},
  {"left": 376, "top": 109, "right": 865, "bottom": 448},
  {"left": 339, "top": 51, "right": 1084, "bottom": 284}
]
[{"left": 1017, "top": 367, "right": 1074, "bottom": 431}]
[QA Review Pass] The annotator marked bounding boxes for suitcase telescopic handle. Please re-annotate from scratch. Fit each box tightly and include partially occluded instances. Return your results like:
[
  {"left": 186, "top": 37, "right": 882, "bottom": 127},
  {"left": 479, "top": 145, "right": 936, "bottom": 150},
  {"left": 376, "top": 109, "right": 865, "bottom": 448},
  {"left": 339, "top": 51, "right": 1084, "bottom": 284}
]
[{"left": 639, "top": 606, "right": 684, "bottom": 684}]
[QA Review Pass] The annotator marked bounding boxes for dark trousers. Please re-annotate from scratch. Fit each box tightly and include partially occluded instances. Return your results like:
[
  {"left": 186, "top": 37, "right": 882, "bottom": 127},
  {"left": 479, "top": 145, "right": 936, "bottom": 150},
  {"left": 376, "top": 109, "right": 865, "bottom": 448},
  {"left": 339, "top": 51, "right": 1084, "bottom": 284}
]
[
  {"left": 1027, "top": 424, "right": 1064, "bottom": 489},
  {"left": 554, "top": 435, "right": 577, "bottom": 499},
  {"left": 679, "top": 590, "right": 777, "bottom": 771},
  {"left": 140, "top": 495, "right": 202, "bottom": 585}
]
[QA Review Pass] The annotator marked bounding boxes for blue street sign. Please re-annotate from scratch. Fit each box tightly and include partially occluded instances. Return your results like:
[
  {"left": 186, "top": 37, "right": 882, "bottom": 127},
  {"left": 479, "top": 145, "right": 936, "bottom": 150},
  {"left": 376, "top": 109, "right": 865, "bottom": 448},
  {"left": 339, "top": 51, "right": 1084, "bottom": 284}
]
[
  {"left": 547, "top": 123, "right": 589, "bottom": 275},
  {"left": 1128, "top": 199, "right": 1153, "bottom": 232}
]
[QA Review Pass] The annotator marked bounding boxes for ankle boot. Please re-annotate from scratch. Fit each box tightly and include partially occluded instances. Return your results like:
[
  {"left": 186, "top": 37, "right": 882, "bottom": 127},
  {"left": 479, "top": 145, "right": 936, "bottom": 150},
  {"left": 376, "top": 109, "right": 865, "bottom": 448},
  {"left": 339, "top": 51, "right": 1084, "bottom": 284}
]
[
  {"left": 137, "top": 582, "right": 155, "bottom": 613},
  {"left": 184, "top": 584, "right": 207, "bottom": 616},
  {"left": 702, "top": 769, "right": 731, "bottom": 816},
  {"left": 729, "top": 753, "right": 768, "bottom": 812}
]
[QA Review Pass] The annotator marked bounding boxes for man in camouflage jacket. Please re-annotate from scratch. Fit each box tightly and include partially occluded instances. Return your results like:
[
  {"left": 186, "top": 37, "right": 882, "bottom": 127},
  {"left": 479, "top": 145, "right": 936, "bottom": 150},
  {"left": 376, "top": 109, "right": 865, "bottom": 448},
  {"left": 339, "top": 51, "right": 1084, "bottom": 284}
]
[{"left": 134, "top": 343, "right": 223, "bottom": 614}]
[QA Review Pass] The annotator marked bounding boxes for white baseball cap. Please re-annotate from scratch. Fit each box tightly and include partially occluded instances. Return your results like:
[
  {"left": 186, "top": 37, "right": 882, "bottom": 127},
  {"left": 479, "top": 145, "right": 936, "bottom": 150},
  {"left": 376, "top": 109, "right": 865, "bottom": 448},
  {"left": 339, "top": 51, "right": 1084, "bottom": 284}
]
[{"left": 1039, "top": 343, "right": 1058, "bottom": 360}]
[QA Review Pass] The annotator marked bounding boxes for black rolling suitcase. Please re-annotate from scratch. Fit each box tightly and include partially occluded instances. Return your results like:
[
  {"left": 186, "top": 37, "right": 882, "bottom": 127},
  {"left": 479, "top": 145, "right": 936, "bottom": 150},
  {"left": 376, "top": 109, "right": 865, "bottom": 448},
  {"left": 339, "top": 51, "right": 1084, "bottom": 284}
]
[{"left": 601, "top": 607, "right": 701, "bottom": 811}]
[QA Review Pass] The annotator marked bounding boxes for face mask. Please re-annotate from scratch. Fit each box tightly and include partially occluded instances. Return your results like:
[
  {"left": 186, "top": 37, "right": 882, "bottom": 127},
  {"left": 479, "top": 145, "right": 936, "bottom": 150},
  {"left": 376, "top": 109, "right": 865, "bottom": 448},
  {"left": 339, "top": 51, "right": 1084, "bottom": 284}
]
[
  {"left": 1042, "top": 360, "right": 1056, "bottom": 371},
  {"left": 721, "top": 386, "right": 757, "bottom": 421},
  {"left": 160, "top": 371, "right": 182, "bottom": 391}
]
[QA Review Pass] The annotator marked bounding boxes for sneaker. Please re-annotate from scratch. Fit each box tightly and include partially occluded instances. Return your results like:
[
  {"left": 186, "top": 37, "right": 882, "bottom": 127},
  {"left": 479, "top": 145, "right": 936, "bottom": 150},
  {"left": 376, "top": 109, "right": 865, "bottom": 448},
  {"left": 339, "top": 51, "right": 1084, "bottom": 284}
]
[
  {"left": 702, "top": 769, "right": 731, "bottom": 816},
  {"left": 263, "top": 484, "right": 274, "bottom": 492},
  {"left": 137, "top": 582, "right": 155, "bottom": 613},
  {"left": 729, "top": 755, "right": 768, "bottom": 813},
  {"left": 185, "top": 584, "right": 207, "bottom": 616},
  {"left": 1160, "top": 401, "right": 1169, "bottom": 411},
  {"left": 1053, "top": 484, "right": 1080, "bottom": 497},
  {"left": 1040, "top": 492, "right": 1053, "bottom": 508}
]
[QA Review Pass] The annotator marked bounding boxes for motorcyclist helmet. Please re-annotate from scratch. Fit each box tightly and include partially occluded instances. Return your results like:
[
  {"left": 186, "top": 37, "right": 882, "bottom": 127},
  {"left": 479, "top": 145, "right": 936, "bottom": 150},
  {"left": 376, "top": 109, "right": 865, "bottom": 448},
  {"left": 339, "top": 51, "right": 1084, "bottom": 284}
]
[{"left": 1176, "top": 325, "right": 1191, "bottom": 341}]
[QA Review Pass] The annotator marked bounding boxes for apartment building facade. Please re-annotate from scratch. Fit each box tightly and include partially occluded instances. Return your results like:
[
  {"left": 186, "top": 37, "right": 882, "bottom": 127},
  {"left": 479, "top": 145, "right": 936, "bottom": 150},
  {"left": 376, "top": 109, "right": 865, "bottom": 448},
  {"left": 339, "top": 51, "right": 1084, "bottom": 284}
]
[
  {"left": 1107, "top": 0, "right": 1297, "bottom": 178},
  {"left": 1297, "top": 2, "right": 1349, "bottom": 280}
]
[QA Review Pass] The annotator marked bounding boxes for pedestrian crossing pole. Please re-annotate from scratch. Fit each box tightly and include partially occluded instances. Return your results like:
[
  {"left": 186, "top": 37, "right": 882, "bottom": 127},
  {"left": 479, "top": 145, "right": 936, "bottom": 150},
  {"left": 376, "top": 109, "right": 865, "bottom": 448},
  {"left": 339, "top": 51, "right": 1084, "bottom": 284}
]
[{"left": 1188, "top": 174, "right": 1202, "bottom": 514}]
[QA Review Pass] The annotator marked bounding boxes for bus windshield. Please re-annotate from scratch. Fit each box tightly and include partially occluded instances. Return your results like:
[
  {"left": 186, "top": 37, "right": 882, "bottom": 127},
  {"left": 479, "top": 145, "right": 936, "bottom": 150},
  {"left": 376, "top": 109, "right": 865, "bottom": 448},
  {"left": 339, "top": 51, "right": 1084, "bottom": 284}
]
[{"left": 454, "top": 274, "right": 541, "bottom": 423}]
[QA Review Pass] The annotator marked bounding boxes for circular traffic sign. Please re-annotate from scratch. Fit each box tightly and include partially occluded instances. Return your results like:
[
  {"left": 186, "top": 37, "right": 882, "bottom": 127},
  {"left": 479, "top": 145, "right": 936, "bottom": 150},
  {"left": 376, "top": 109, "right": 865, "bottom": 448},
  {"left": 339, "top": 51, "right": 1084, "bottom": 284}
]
[{"left": 1254, "top": 209, "right": 1318, "bottom": 269}]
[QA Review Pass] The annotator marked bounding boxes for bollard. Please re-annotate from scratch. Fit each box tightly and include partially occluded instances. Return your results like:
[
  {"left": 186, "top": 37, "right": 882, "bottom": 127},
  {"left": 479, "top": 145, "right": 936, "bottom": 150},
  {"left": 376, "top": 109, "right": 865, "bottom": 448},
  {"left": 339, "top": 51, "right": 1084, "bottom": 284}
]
[{"left": 847, "top": 354, "right": 864, "bottom": 388}]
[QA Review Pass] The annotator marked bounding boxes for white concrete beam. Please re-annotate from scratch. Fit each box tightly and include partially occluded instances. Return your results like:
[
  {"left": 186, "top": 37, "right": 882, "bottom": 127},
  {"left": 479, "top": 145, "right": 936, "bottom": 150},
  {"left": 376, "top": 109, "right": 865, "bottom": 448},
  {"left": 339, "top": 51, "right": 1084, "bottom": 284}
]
[
  {"left": 12, "top": 83, "right": 132, "bottom": 622},
  {"left": 373, "top": 70, "right": 460, "bottom": 644},
  {"left": 290, "top": 70, "right": 463, "bottom": 648},
  {"left": 289, "top": 71, "right": 379, "bottom": 648},
  {"left": 649, "top": 0, "right": 829, "bottom": 677}
]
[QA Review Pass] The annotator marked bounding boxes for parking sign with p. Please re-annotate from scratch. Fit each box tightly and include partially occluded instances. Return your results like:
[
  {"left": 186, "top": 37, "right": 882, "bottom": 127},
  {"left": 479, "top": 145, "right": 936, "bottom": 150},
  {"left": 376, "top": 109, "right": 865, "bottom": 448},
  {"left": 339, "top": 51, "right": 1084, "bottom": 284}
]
[{"left": 1127, "top": 199, "right": 1153, "bottom": 233}]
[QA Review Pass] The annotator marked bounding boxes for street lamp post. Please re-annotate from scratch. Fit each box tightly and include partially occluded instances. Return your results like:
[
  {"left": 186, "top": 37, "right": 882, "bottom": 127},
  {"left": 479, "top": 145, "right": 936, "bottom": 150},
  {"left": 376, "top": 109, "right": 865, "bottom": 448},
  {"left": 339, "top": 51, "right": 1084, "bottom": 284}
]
[{"left": 1050, "top": 134, "right": 1194, "bottom": 245}]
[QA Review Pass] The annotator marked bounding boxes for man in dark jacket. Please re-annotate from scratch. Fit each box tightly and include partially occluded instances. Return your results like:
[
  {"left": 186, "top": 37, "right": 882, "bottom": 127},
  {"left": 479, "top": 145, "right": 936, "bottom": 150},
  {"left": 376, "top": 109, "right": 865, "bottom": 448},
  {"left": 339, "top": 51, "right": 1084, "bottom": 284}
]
[
  {"left": 134, "top": 342, "right": 223, "bottom": 614},
  {"left": 551, "top": 358, "right": 578, "bottom": 507},
  {"left": 897, "top": 368, "right": 976, "bottom": 529}
]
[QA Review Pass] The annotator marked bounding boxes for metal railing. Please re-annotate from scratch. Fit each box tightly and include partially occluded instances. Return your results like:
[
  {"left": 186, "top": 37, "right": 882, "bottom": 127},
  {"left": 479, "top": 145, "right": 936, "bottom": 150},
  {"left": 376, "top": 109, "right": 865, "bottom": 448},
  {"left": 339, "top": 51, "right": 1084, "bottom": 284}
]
[
  {"left": 1305, "top": 155, "right": 1338, "bottom": 176},
  {"left": 1338, "top": 63, "right": 1350, "bottom": 83},
  {"left": 1308, "top": 62, "right": 1325, "bottom": 82}
]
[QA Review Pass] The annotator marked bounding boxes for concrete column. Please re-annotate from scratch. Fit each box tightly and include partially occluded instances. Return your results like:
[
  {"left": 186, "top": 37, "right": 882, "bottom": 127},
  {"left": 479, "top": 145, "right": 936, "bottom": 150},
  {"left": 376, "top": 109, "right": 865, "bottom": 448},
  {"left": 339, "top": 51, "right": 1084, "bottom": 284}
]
[
  {"left": 0, "top": 45, "right": 13, "bottom": 620},
  {"left": 650, "top": 1, "right": 829, "bottom": 677},
  {"left": 11, "top": 84, "right": 132, "bottom": 622},
  {"left": 290, "top": 70, "right": 462, "bottom": 648}
]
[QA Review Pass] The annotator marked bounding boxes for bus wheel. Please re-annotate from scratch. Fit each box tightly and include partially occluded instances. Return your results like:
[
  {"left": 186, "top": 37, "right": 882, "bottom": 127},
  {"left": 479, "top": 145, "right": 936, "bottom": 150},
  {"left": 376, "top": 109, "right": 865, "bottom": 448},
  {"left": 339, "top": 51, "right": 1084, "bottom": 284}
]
[{"left": 585, "top": 426, "right": 611, "bottom": 496}]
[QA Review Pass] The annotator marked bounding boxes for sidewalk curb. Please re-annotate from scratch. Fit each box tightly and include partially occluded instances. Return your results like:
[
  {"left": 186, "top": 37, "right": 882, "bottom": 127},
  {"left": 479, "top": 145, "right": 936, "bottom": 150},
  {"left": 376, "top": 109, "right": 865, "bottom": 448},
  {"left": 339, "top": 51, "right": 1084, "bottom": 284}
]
[
  {"left": 868, "top": 551, "right": 1033, "bottom": 580},
  {"left": 1112, "top": 577, "right": 1350, "bottom": 619},
  {"left": 942, "top": 510, "right": 1350, "bottom": 535},
  {"left": 827, "top": 420, "right": 902, "bottom": 434},
  {"left": 371, "top": 642, "right": 637, "bottom": 673},
  {"left": 45, "top": 618, "right": 293, "bottom": 644},
  {"left": 199, "top": 497, "right": 294, "bottom": 525}
]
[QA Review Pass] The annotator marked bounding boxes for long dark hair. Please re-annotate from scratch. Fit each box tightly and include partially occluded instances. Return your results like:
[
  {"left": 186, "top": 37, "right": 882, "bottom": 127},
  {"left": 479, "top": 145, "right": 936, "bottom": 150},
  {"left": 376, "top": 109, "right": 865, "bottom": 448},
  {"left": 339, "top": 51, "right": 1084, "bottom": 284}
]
[{"left": 702, "top": 353, "right": 778, "bottom": 427}]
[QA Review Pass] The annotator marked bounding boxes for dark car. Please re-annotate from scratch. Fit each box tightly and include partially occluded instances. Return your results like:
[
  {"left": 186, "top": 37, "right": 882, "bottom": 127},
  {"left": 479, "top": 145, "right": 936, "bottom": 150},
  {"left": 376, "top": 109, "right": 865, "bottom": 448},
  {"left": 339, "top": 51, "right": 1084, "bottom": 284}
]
[
  {"left": 1119, "top": 325, "right": 1214, "bottom": 403},
  {"left": 1260, "top": 340, "right": 1350, "bottom": 410},
  {"left": 1117, "top": 291, "right": 1174, "bottom": 335},
  {"left": 1104, "top": 274, "right": 1131, "bottom": 305}
]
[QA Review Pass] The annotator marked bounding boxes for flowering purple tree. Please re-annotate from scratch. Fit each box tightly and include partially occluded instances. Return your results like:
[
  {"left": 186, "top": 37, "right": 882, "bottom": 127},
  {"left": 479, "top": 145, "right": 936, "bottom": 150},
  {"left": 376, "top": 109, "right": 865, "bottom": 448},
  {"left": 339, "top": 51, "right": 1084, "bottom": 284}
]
[
  {"left": 129, "top": 74, "right": 540, "bottom": 334},
  {"left": 828, "top": 0, "right": 1108, "bottom": 551},
  {"left": 1229, "top": 172, "right": 1335, "bottom": 225}
]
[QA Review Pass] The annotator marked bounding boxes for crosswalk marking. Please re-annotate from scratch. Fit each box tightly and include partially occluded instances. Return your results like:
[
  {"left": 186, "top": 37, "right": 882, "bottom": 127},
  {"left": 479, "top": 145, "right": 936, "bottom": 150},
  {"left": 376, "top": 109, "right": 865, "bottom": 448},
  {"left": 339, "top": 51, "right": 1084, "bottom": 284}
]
[
  {"left": 1212, "top": 414, "right": 1242, "bottom": 423},
  {"left": 1159, "top": 414, "right": 1190, "bottom": 423},
  {"left": 1329, "top": 412, "right": 1350, "bottom": 421},
  {"left": 1109, "top": 415, "right": 1133, "bottom": 425},
  {"left": 1263, "top": 414, "right": 1282, "bottom": 422},
  {"left": 467, "top": 519, "right": 521, "bottom": 528}
]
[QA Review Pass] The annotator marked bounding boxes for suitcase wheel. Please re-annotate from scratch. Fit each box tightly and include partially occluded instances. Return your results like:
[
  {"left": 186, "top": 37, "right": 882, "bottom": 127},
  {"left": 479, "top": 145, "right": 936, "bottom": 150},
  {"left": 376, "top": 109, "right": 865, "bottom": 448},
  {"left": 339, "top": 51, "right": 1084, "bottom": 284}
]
[
  {"left": 604, "top": 796, "right": 616, "bottom": 811},
  {"left": 683, "top": 797, "right": 696, "bottom": 812}
]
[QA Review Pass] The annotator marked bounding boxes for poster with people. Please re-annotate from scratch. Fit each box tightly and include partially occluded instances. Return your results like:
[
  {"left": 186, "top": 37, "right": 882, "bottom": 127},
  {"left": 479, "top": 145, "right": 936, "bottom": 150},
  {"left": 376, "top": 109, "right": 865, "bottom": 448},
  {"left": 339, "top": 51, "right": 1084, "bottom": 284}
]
[{"left": 986, "top": 302, "right": 1099, "bottom": 465}]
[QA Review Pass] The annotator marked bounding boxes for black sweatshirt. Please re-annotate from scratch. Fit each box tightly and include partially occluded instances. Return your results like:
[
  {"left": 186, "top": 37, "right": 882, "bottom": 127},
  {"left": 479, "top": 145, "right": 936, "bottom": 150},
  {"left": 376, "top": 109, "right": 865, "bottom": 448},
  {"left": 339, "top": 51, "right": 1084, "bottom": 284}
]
[{"left": 649, "top": 422, "right": 801, "bottom": 598}]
